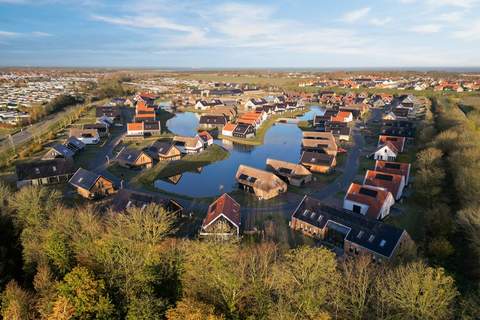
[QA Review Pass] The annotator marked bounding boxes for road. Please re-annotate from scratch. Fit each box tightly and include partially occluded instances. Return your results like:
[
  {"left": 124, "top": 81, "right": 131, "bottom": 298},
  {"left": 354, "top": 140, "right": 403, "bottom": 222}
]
[{"left": 0, "top": 103, "right": 86, "bottom": 152}]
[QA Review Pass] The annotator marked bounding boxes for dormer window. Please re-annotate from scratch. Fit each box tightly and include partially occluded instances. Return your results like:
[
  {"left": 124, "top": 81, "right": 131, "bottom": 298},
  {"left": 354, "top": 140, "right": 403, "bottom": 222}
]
[{"left": 368, "top": 235, "right": 375, "bottom": 243}]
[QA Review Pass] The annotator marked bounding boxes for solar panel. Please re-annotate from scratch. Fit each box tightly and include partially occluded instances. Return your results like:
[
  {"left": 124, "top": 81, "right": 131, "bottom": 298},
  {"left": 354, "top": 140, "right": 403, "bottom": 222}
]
[
  {"left": 368, "top": 235, "right": 375, "bottom": 242},
  {"left": 279, "top": 167, "right": 292, "bottom": 174},
  {"left": 375, "top": 173, "right": 393, "bottom": 181},
  {"left": 384, "top": 162, "right": 401, "bottom": 169},
  {"left": 359, "top": 187, "right": 378, "bottom": 197},
  {"left": 238, "top": 174, "right": 249, "bottom": 180}
]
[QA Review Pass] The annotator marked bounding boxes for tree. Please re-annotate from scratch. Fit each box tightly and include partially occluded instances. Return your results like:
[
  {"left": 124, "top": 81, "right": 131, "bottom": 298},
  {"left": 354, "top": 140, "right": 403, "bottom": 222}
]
[
  {"left": 375, "top": 261, "right": 458, "bottom": 320},
  {"left": 0, "top": 281, "right": 36, "bottom": 320},
  {"left": 55, "top": 266, "right": 114, "bottom": 319},
  {"left": 336, "top": 256, "right": 377, "bottom": 320},
  {"left": 456, "top": 207, "right": 480, "bottom": 279},
  {"left": 166, "top": 298, "right": 225, "bottom": 320},
  {"left": 270, "top": 246, "right": 338, "bottom": 319}
]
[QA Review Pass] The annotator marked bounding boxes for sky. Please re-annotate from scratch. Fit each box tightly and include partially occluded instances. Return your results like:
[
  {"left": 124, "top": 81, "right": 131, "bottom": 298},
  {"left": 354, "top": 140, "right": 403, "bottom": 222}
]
[{"left": 0, "top": 0, "right": 479, "bottom": 68}]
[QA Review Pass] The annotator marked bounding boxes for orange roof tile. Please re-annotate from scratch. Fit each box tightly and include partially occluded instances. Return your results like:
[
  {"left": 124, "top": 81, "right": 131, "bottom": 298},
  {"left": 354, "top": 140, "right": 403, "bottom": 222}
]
[
  {"left": 345, "top": 183, "right": 392, "bottom": 220},
  {"left": 364, "top": 170, "right": 403, "bottom": 199},
  {"left": 127, "top": 122, "right": 144, "bottom": 131}
]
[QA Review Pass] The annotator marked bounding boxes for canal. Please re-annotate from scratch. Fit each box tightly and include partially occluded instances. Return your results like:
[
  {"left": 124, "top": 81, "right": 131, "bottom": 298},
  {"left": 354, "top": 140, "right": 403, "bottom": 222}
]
[{"left": 154, "top": 106, "right": 325, "bottom": 197}]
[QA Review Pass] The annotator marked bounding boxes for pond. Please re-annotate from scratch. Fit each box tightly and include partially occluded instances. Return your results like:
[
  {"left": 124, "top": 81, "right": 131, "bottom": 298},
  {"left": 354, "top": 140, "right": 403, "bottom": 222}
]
[{"left": 154, "top": 106, "right": 325, "bottom": 197}]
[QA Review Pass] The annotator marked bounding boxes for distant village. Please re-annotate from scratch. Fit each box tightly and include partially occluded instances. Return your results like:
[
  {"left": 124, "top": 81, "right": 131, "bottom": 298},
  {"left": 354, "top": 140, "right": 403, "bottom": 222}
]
[{"left": 3, "top": 69, "right": 439, "bottom": 264}]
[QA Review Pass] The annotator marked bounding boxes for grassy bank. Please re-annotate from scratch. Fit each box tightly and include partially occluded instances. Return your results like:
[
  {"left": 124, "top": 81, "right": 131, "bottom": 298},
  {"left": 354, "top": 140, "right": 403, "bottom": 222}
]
[
  {"left": 133, "top": 144, "right": 229, "bottom": 186},
  {"left": 219, "top": 109, "right": 306, "bottom": 146}
]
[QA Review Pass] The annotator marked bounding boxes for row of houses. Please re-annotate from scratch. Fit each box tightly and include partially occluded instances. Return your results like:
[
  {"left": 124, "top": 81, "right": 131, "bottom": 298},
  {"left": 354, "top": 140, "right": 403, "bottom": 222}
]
[{"left": 127, "top": 100, "right": 162, "bottom": 137}]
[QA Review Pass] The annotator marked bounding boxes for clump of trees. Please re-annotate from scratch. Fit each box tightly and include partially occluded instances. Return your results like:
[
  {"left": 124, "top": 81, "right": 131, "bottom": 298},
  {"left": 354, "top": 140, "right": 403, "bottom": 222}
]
[
  {"left": 0, "top": 185, "right": 466, "bottom": 319},
  {"left": 28, "top": 95, "right": 82, "bottom": 123}
]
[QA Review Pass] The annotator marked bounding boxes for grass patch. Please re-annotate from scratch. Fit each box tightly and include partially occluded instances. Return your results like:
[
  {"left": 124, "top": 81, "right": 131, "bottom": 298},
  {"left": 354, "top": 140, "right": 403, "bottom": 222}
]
[
  {"left": 133, "top": 144, "right": 229, "bottom": 186},
  {"left": 358, "top": 156, "right": 375, "bottom": 174},
  {"left": 385, "top": 200, "right": 424, "bottom": 242}
]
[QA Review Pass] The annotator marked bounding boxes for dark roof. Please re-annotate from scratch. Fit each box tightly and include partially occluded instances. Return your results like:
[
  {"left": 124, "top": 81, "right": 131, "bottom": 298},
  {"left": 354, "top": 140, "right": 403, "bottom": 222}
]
[
  {"left": 199, "top": 115, "right": 227, "bottom": 125},
  {"left": 143, "top": 121, "right": 161, "bottom": 131},
  {"left": 16, "top": 159, "right": 76, "bottom": 181},
  {"left": 83, "top": 123, "right": 108, "bottom": 131},
  {"left": 149, "top": 140, "right": 175, "bottom": 156},
  {"left": 50, "top": 143, "right": 75, "bottom": 158},
  {"left": 117, "top": 148, "right": 150, "bottom": 164},
  {"left": 65, "top": 136, "right": 85, "bottom": 151},
  {"left": 111, "top": 189, "right": 183, "bottom": 213},
  {"left": 300, "top": 151, "right": 335, "bottom": 166},
  {"left": 69, "top": 168, "right": 107, "bottom": 190},
  {"left": 96, "top": 106, "right": 120, "bottom": 118},
  {"left": 292, "top": 196, "right": 406, "bottom": 258},
  {"left": 233, "top": 123, "right": 254, "bottom": 135}
]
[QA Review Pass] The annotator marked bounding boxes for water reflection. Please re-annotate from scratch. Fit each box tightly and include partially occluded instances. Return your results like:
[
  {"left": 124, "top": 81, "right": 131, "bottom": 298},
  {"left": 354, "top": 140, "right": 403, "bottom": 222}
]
[{"left": 155, "top": 106, "right": 326, "bottom": 197}]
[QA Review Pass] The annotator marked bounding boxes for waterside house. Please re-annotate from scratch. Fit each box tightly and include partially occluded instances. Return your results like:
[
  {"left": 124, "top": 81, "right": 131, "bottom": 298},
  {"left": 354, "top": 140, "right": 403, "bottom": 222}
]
[
  {"left": 145, "top": 141, "right": 182, "bottom": 161},
  {"left": 300, "top": 151, "right": 336, "bottom": 173},
  {"left": 235, "top": 165, "right": 287, "bottom": 200},
  {"left": 116, "top": 148, "right": 153, "bottom": 169},
  {"left": 266, "top": 158, "right": 312, "bottom": 186},
  {"left": 111, "top": 189, "right": 183, "bottom": 216}
]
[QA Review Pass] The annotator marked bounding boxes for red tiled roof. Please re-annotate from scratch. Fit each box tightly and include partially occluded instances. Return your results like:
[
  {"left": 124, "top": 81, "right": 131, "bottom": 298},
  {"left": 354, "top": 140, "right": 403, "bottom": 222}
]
[
  {"left": 378, "top": 135, "right": 405, "bottom": 152},
  {"left": 345, "top": 183, "right": 392, "bottom": 219},
  {"left": 198, "top": 131, "right": 213, "bottom": 141},
  {"left": 364, "top": 170, "right": 403, "bottom": 199},
  {"left": 374, "top": 160, "right": 411, "bottom": 181},
  {"left": 202, "top": 193, "right": 241, "bottom": 229}
]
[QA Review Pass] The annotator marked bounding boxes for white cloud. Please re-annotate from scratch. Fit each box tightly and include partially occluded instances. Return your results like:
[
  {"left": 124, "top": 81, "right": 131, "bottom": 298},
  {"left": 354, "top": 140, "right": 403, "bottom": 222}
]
[
  {"left": 341, "top": 7, "right": 371, "bottom": 23},
  {"left": 401, "top": 0, "right": 479, "bottom": 7},
  {"left": 0, "top": 30, "right": 18, "bottom": 37},
  {"left": 369, "top": 17, "right": 392, "bottom": 26},
  {"left": 433, "top": 12, "right": 464, "bottom": 23},
  {"left": 410, "top": 24, "right": 441, "bottom": 33},
  {"left": 451, "top": 21, "right": 480, "bottom": 40},
  {"left": 32, "top": 31, "right": 52, "bottom": 37}
]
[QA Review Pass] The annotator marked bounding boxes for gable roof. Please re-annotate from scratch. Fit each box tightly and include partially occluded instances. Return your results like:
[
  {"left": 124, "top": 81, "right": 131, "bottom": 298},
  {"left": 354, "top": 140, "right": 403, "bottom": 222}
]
[
  {"left": 300, "top": 151, "right": 335, "bottom": 166},
  {"left": 127, "top": 122, "right": 144, "bottom": 131},
  {"left": 378, "top": 135, "right": 405, "bottom": 152},
  {"left": 117, "top": 148, "right": 151, "bottom": 164},
  {"left": 65, "top": 136, "right": 85, "bottom": 151},
  {"left": 374, "top": 160, "right": 411, "bottom": 180},
  {"left": 198, "top": 131, "right": 213, "bottom": 142},
  {"left": 364, "top": 170, "right": 403, "bottom": 198},
  {"left": 49, "top": 143, "right": 75, "bottom": 158},
  {"left": 236, "top": 164, "right": 287, "bottom": 192},
  {"left": 222, "top": 122, "right": 237, "bottom": 132},
  {"left": 111, "top": 189, "right": 183, "bottom": 213},
  {"left": 266, "top": 158, "right": 312, "bottom": 179},
  {"left": 345, "top": 183, "right": 393, "bottom": 219},
  {"left": 69, "top": 128, "right": 98, "bottom": 138},
  {"left": 149, "top": 140, "right": 177, "bottom": 156},
  {"left": 69, "top": 168, "right": 110, "bottom": 191},
  {"left": 16, "top": 159, "right": 76, "bottom": 181},
  {"left": 202, "top": 193, "right": 241, "bottom": 230},
  {"left": 292, "top": 196, "right": 406, "bottom": 258}
]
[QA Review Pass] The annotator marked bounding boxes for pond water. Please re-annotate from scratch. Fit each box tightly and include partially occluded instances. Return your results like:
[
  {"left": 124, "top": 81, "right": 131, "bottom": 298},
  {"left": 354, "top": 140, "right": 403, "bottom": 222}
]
[{"left": 154, "top": 106, "right": 325, "bottom": 197}]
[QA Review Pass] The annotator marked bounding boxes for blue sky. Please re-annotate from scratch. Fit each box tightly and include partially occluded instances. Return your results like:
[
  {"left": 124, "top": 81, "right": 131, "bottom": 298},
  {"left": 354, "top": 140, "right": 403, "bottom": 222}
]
[{"left": 0, "top": 0, "right": 479, "bottom": 68}]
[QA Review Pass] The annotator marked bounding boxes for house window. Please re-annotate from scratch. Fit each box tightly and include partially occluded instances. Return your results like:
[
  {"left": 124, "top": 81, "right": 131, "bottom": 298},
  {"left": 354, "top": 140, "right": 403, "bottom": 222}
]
[{"left": 353, "top": 205, "right": 362, "bottom": 214}]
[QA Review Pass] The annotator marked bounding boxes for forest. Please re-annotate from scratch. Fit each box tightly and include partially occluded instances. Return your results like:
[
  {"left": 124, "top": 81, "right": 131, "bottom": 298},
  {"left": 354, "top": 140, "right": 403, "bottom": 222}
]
[{"left": 0, "top": 96, "right": 479, "bottom": 319}]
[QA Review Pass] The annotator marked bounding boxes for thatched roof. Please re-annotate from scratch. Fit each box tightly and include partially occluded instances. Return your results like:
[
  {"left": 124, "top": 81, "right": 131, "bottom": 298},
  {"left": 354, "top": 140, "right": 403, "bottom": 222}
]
[
  {"left": 235, "top": 164, "right": 287, "bottom": 192},
  {"left": 266, "top": 158, "right": 311, "bottom": 179}
]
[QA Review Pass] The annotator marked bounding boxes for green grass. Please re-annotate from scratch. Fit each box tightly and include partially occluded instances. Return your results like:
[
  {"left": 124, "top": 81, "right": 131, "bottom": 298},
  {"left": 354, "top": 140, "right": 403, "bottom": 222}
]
[
  {"left": 358, "top": 156, "right": 375, "bottom": 175},
  {"left": 385, "top": 200, "right": 424, "bottom": 242},
  {"left": 133, "top": 144, "right": 229, "bottom": 186}
]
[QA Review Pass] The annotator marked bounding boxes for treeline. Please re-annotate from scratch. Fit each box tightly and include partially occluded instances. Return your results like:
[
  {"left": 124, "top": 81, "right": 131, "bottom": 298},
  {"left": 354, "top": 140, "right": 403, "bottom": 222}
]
[
  {"left": 93, "top": 77, "right": 134, "bottom": 101},
  {"left": 413, "top": 96, "right": 480, "bottom": 306},
  {"left": 0, "top": 185, "right": 476, "bottom": 319},
  {"left": 28, "top": 95, "right": 83, "bottom": 123}
]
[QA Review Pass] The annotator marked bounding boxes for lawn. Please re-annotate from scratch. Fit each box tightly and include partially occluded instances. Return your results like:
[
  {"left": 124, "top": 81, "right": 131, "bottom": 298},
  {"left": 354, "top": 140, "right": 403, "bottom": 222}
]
[
  {"left": 133, "top": 144, "right": 229, "bottom": 186},
  {"left": 357, "top": 156, "right": 375, "bottom": 175},
  {"left": 384, "top": 200, "right": 424, "bottom": 242}
]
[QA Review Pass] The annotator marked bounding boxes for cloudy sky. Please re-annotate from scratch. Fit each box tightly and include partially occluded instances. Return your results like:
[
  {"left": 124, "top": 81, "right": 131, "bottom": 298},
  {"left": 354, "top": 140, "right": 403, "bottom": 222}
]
[{"left": 0, "top": 0, "right": 479, "bottom": 68}]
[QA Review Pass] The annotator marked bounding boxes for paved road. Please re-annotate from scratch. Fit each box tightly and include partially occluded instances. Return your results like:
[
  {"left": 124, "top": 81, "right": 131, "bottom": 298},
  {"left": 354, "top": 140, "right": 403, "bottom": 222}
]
[{"left": 0, "top": 103, "right": 86, "bottom": 152}]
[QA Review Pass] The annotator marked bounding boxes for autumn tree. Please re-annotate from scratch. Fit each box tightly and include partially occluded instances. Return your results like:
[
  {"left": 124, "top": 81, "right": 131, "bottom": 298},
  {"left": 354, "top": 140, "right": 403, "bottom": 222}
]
[{"left": 375, "top": 261, "right": 457, "bottom": 320}]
